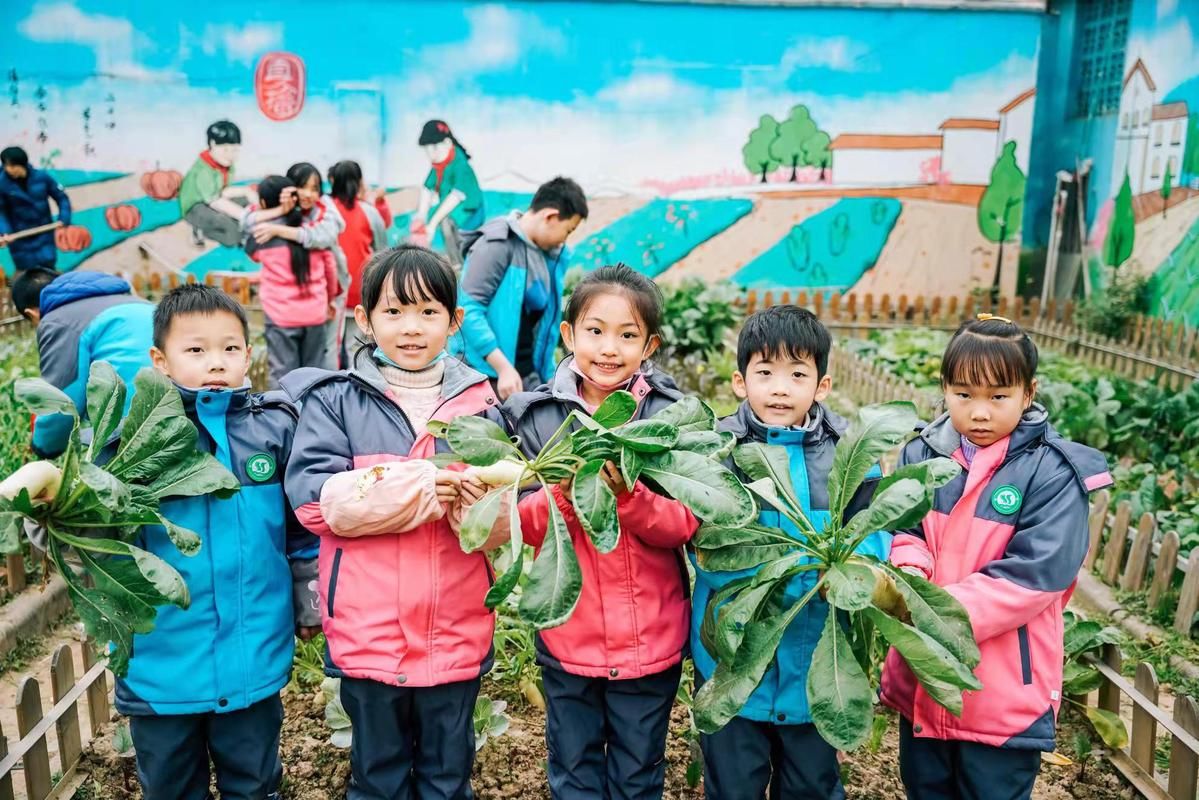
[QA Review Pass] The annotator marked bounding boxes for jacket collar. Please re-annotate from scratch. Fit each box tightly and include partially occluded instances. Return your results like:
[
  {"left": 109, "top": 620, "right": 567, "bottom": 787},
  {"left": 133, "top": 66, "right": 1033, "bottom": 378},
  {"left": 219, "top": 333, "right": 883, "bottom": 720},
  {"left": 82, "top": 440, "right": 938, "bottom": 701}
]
[
  {"left": 40, "top": 271, "right": 133, "bottom": 316},
  {"left": 721, "top": 400, "right": 845, "bottom": 446},
  {"left": 281, "top": 354, "right": 490, "bottom": 405},
  {"left": 547, "top": 355, "right": 681, "bottom": 408},
  {"left": 175, "top": 382, "right": 253, "bottom": 415},
  {"left": 919, "top": 403, "right": 1051, "bottom": 460}
]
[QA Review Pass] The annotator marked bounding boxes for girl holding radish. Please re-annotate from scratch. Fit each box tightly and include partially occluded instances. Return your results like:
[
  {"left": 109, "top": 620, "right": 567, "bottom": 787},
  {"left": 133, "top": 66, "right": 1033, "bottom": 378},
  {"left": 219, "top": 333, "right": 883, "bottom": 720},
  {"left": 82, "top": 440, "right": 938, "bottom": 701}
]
[
  {"left": 881, "top": 315, "right": 1113, "bottom": 800},
  {"left": 504, "top": 263, "right": 699, "bottom": 800},
  {"left": 283, "top": 245, "right": 507, "bottom": 799}
]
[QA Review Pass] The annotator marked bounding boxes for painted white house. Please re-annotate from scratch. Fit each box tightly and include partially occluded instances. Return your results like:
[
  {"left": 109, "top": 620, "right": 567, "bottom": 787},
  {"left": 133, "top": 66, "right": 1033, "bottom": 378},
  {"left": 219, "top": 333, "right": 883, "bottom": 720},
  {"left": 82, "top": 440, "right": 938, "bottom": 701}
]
[
  {"left": 997, "top": 87, "right": 1036, "bottom": 175},
  {"left": 940, "top": 118, "right": 1001, "bottom": 184},
  {"left": 1112, "top": 59, "right": 1188, "bottom": 196},
  {"left": 828, "top": 134, "right": 942, "bottom": 185}
]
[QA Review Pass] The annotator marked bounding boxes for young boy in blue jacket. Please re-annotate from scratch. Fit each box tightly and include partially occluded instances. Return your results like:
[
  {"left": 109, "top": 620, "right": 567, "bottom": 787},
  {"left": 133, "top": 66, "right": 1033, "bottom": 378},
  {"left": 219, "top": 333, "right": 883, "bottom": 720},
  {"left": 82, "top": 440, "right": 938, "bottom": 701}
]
[
  {"left": 690, "top": 305, "right": 891, "bottom": 800},
  {"left": 124, "top": 285, "right": 319, "bottom": 799}
]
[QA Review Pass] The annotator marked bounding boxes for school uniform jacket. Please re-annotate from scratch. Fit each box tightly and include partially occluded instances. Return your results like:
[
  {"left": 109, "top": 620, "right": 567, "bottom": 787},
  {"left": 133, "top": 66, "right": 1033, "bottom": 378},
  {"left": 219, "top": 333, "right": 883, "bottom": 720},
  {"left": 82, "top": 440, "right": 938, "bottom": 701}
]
[
  {"left": 505, "top": 358, "right": 699, "bottom": 680},
  {"left": 117, "top": 386, "right": 318, "bottom": 716},
  {"left": 880, "top": 405, "right": 1113, "bottom": 750},
  {"left": 283, "top": 357, "right": 505, "bottom": 688}
]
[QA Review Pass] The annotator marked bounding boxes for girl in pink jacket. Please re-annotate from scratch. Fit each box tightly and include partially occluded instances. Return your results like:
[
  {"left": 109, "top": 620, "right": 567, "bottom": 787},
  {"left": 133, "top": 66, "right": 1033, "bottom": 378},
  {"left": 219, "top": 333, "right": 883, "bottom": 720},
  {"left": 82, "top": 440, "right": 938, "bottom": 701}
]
[
  {"left": 246, "top": 175, "right": 338, "bottom": 388},
  {"left": 880, "top": 316, "right": 1112, "bottom": 800},
  {"left": 504, "top": 264, "right": 699, "bottom": 800},
  {"left": 283, "top": 245, "right": 508, "bottom": 799}
]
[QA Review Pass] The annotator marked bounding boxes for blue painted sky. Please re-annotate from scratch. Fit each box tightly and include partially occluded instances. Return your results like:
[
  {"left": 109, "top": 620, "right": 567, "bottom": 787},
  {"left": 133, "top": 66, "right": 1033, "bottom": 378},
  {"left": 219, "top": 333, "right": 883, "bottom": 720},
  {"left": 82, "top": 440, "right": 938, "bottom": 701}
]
[{"left": 7, "top": 0, "right": 1041, "bottom": 101}]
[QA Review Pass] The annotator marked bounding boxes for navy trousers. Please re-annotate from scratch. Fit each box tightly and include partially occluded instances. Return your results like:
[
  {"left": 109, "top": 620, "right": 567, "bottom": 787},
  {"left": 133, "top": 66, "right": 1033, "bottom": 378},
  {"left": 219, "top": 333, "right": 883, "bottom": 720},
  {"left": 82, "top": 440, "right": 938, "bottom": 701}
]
[
  {"left": 128, "top": 693, "right": 283, "bottom": 800},
  {"left": 542, "top": 662, "right": 681, "bottom": 800},
  {"left": 339, "top": 675, "right": 480, "bottom": 800},
  {"left": 899, "top": 718, "right": 1041, "bottom": 800},
  {"left": 700, "top": 715, "right": 845, "bottom": 800}
]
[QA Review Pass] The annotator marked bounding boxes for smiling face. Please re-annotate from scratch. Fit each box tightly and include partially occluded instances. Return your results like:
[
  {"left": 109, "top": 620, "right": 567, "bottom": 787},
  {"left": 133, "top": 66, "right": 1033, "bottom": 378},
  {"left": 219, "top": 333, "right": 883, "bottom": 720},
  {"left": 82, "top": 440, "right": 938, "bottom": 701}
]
[
  {"left": 734, "top": 350, "right": 830, "bottom": 429},
  {"left": 295, "top": 172, "right": 320, "bottom": 211},
  {"left": 151, "top": 310, "right": 250, "bottom": 390},
  {"left": 944, "top": 380, "right": 1036, "bottom": 447},
  {"left": 355, "top": 274, "right": 462, "bottom": 371},
  {"left": 561, "top": 290, "right": 659, "bottom": 404}
]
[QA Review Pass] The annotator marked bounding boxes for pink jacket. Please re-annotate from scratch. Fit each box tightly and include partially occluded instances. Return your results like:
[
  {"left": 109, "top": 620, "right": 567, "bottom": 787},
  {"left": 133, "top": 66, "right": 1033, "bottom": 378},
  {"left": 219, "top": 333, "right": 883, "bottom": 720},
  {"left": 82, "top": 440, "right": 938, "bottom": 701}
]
[
  {"left": 250, "top": 239, "right": 337, "bottom": 328},
  {"left": 880, "top": 408, "right": 1112, "bottom": 750},
  {"left": 283, "top": 359, "right": 506, "bottom": 688},
  {"left": 506, "top": 361, "right": 699, "bottom": 679}
]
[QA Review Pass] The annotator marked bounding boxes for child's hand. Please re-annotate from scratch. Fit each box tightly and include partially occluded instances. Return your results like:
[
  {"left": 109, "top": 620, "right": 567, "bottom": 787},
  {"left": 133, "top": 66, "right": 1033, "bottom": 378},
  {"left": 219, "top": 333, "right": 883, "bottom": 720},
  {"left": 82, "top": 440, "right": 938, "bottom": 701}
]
[
  {"left": 600, "top": 461, "right": 629, "bottom": 496},
  {"left": 434, "top": 469, "right": 463, "bottom": 503},
  {"left": 253, "top": 223, "right": 285, "bottom": 244},
  {"left": 373, "top": 187, "right": 388, "bottom": 203},
  {"left": 327, "top": 302, "right": 339, "bottom": 322},
  {"left": 280, "top": 186, "right": 298, "bottom": 214},
  {"left": 459, "top": 474, "right": 488, "bottom": 506}
]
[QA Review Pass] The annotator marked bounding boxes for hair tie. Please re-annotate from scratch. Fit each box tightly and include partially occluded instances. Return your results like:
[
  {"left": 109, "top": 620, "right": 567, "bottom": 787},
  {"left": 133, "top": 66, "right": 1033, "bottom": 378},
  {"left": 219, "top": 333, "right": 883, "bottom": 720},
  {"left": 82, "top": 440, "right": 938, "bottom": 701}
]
[{"left": 977, "top": 313, "right": 1012, "bottom": 324}]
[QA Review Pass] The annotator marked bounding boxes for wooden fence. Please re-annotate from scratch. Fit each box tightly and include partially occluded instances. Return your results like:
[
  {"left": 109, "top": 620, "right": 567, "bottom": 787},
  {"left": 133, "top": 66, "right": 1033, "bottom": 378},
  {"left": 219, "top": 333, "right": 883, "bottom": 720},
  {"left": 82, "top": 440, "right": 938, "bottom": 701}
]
[
  {"left": 744, "top": 289, "right": 1199, "bottom": 388},
  {"left": 0, "top": 642, "right": 110, "bottom": 800},
  {"left": 1077, "top": 644, "right": 1199, "bottom": 799}
]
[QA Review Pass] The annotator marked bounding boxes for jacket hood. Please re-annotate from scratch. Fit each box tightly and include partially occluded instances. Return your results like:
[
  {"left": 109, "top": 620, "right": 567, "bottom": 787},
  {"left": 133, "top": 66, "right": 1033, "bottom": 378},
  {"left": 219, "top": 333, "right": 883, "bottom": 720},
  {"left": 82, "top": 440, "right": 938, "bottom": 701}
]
[
  {"left": 918, "top": 403, "right": 1110, "bottom": 492},
  {"left": 720, "top": 400, "right": 845, "bottom": 448},
  {"left": 41, "top": 271, "right": 133, "bottom": 316},
  {"left": 504, "top": 356, "right": 683, "bottom": 420}
]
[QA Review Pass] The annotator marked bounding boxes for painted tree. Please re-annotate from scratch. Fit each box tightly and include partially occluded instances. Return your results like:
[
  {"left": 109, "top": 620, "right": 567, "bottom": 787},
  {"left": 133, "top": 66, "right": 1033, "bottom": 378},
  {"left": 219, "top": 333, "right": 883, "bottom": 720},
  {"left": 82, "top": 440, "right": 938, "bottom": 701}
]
[
  {"left": 977, "top": 141, "right": 1026, "bottom": 295},
  {"left": 803, "top": 130, "right": 832, "bottom": 181},
  {"left": 1161, "top": 161, "right": 1173, "bottom": 218},
  {"left": 1184, "top": 114, "right": 1199, "bottom": 183},
  {"left": 771, "top": 106, "right": 812, "bottom": 181},
  {"left": 1104, "top": 174, "right": 1135, "bottom": 269},
  {"left": 743, "top": 114, "right": 781, "bottom": 183}
]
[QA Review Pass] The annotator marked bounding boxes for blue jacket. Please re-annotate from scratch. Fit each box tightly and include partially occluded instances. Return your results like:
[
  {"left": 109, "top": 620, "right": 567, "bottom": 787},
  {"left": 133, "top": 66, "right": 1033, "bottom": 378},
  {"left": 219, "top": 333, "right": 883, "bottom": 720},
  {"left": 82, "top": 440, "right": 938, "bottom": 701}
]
[
  {"left": 455, "top": 212, "right": 571, "bottom": 383},
  {"left": 116, "top": 385, "right": 319, "bottom": 717},
  {"left": 689, "top": 401, "right": 891, "bottom": 725},
  {"left": 0, "top": 167, "right": 71, "bottom": 270},
  {"left": 33, "top": 272, "right": 155, "bottom": 458}
]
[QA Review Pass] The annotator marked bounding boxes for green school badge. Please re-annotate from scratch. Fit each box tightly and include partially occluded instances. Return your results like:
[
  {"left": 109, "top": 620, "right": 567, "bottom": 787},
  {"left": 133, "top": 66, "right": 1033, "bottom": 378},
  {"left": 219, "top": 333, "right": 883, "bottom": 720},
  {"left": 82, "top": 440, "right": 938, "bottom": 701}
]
[
  {"left": 246, "top": 453, "right": 276, "bottom": 482},
  {"left": 991, "top": 485, "right": 1022, "bottom": 515}
]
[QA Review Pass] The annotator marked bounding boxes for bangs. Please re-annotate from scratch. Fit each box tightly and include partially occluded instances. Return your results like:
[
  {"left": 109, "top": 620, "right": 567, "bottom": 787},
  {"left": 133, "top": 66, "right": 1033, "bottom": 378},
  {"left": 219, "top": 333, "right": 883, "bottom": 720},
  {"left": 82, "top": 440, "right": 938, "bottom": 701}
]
[{"left": 940, "top": 332, "right": 1034, "bottom": 388}]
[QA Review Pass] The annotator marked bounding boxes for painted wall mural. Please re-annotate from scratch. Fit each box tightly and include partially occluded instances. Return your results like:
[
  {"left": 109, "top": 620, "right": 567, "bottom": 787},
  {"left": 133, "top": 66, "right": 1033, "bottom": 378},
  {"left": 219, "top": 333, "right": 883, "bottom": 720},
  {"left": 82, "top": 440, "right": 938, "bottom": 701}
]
[{"left": 1, "top": 0, "right": 1045, "bottom": 299}]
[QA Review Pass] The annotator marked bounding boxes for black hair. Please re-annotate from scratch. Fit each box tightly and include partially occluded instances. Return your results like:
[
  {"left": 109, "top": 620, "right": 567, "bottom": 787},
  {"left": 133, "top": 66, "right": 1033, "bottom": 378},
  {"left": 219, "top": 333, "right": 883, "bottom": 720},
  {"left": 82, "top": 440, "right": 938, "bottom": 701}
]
[
  {"left": 153, "top": 284, "right": 249, "bottom": 350},
  {"left": 359, "top": 244, "right": 458, "bottom": 317},
  {"left": 564, "top": 264, "right": 663, "bottom": 340},
  {"left": 418, "top": 119, "right": 471, "bottom": 160},
  {"left": 1, "top": 146, "right": 29, "bottom": 168},
  {"left": 205, "top": 120, "right": 241, "bottom": 146},
  {"left": 329, "top": 160, "right": 363, "bottom": 210},
  {"left": 256, "top": 175, "right": 311, "bottom": 289},
  {"left": 940, "top": 317, "right": 1038, "bottom": 390},
  {"left": 286, "top": 162, "right": 323, "bottom": 196},
  {"left": 736, "top": 305, "right": 831, "bottom": 377},
  {"left": 531, "top": 176, "right": 589, "bottom": 221},
  {"left": 11, "top": 267, "right": 57, "bottom": 315}
]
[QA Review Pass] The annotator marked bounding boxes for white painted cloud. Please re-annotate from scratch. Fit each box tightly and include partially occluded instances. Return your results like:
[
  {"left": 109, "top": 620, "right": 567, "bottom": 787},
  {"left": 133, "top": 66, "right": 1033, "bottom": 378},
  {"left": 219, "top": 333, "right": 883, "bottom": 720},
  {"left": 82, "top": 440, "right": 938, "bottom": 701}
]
[
  {"left": 200, "top": 23, "right": 284, "bottom": 65},
  {"left": 595, "top": 74, "right": 705, "bottom": 109},
  {"left": 1158, "top": 0, "right": 1179, "bottom": 21},
  {"left": 402, "top": 4, "right": 566, "bottom": 99},
  {"left": 18, "top": 1, "right": 182, "bottom": 81},
  {"left": 780, "top": 36, "right": 874, "bottom": 73},
  {"left": 1127, "top": 17, "right": 1199, "bottom": 98}
]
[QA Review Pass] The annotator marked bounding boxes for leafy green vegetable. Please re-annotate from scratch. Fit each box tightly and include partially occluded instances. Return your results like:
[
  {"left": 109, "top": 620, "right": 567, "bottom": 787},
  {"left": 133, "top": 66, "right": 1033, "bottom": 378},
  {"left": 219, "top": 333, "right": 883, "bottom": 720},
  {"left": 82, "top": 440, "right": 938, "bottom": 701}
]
[
  {"left": 692, "top": 401, "right": 972, "bottom": 746},
  {"left": 432, "top": 390, "right": 756, "bottom": 629},
  {"left": 0, "top": 364, "right": 240, "bottom": 675}
]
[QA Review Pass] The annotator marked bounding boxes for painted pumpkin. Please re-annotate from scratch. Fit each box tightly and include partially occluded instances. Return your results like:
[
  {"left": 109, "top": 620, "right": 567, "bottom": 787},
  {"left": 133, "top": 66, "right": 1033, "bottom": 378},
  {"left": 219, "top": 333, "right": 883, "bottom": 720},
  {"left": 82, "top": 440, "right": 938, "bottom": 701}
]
[
  {"left": 105, "top": 204, "right": 141, "bottom": 232},
  {"left": 140, "top": 169, "right": 183, "bottom": 201},
  {"left": 254, "top": 51, "right": 306, "bottom": 121},
  {"left": 55, "top": 225, "right": 92, "bottom": 253}
]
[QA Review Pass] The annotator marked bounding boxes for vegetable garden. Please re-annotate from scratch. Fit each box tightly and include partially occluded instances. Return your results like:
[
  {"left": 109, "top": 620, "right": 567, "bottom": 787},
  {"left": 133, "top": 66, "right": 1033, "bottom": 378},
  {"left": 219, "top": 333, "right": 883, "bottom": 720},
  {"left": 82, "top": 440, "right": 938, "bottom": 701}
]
[{"left": 4, "top": 282, "right": 1199, "bottom": 798}]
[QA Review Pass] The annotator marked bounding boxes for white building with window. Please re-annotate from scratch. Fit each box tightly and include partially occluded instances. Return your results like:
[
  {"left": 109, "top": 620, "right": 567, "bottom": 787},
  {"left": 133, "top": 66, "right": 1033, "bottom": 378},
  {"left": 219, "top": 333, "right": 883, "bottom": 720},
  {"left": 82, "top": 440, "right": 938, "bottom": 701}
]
[{"left": 1112, "top": 59, "right": 1189, "bottom": 196}]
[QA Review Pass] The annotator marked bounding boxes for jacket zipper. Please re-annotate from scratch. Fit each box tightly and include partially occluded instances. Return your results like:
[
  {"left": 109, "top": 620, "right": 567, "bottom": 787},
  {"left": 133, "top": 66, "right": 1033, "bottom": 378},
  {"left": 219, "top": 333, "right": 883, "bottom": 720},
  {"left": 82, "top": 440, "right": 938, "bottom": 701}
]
[{"left": 327, "top": 548, "right": 344, "bottom": 618}]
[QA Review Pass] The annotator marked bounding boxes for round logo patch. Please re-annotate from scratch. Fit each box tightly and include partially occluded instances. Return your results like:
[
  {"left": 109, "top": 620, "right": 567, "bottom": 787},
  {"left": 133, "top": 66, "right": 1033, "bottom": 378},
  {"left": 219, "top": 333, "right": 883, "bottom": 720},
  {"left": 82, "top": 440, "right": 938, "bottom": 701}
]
[
  {"left": 991, "top": 484, "right": 1023, "bottom": 515},
  {"left": 246, "top": 453, "right": 276, "bottom": 482}
]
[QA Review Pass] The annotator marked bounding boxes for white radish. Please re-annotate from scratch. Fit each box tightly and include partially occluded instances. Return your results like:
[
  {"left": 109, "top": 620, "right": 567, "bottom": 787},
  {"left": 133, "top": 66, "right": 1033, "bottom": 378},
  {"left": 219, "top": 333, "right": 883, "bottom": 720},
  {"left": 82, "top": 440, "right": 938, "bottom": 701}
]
[
  {"left": 0, "top": 461, "right": 63, "bottom": 502},
  {"left": 465, "top": 460, "right": 534, "bottom": 488}
]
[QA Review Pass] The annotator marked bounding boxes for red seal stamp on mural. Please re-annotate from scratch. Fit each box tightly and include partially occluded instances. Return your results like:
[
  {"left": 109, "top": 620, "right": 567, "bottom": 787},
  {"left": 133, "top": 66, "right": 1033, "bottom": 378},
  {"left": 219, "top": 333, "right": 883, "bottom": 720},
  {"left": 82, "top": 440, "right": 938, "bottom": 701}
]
[{"left": 254, "top": 51, "right": 306, "bottom": 122}]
